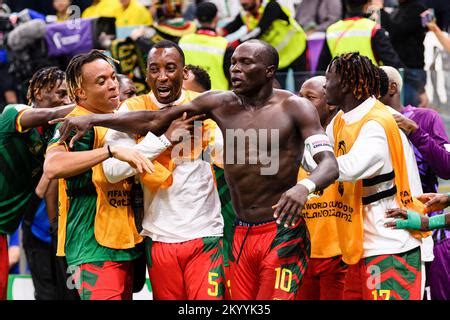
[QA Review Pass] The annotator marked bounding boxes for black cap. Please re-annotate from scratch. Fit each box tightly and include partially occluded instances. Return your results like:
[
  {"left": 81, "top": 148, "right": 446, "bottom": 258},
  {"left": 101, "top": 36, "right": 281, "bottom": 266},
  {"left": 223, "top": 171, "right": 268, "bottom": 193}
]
[{"left": 196, "top": 2, "right": 217, "bottom": 23}]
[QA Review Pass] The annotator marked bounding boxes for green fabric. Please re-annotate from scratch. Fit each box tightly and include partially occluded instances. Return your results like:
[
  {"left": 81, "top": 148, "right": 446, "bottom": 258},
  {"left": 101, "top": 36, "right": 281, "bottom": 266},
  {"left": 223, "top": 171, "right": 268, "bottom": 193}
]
[
  {"left": 213, "top": 166, "right": 236, "bottom": 266},
  {"left": 428, "top": 214, "right": 446, "bottom": 230},
  {"left": 396, "top": 210, "right": 422, "bottom": 230},
  {"left": 49, "top": 124, "right": 140, "bottom": 266},
  {"left": 364, "top": 247, "right": 421, "bottom": 300},
  {"left": 0, "top": 105, "right": 46, "bottom": 234}
]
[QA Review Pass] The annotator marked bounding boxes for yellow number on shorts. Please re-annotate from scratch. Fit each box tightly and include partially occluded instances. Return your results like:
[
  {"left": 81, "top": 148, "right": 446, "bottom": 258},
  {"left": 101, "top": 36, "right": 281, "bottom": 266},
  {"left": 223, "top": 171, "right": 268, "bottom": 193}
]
[
  {"left": 208, "top": 272, "right": 219, "bottom": 297},
  {"left": 371, "top": 289, "right": 391, "bottom": 300},
  {"left": 274, "top": 267, "right": 292, "bottom": 292}
]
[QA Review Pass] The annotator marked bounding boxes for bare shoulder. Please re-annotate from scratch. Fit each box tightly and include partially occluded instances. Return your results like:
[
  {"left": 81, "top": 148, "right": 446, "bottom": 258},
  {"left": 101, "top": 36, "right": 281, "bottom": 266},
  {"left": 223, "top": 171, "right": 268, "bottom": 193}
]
[
  {"left": 193, "top": 90, "right": 238, "bottom": 108},
  {"left": 276, "top": 89, "right": 317, "bottom": 117}
]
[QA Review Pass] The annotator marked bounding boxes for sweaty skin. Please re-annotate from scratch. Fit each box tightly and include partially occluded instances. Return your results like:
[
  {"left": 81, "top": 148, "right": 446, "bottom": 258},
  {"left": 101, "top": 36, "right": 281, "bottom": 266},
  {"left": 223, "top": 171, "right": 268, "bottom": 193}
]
[{"left": 53, "top": 41, "right": 339, "bottom": 225}]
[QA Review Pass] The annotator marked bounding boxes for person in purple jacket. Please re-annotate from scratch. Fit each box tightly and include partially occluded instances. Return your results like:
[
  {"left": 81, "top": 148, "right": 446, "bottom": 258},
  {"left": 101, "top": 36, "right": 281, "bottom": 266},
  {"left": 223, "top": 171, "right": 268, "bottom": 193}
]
[{"left": 380, "top": 65, "right": 450, "bottom": 300}]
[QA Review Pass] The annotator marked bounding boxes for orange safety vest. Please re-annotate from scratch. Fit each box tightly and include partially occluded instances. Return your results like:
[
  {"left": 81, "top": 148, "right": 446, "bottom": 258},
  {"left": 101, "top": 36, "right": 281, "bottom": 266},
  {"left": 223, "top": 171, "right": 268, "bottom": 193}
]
[
  {"left": 51, "top": 105, "right": 142, "bottom": 256},
  {"left": 330, "top": 101, "right": 430, "bottom": 264}
]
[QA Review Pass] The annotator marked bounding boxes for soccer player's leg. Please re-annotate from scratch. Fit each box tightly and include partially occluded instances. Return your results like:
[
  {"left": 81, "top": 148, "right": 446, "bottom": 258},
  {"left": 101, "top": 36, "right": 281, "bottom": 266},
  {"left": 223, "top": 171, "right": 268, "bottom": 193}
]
[
  {"left": 257, "top": 222, "right": 310, "bottom": 300},
  {"left": 0, "top": 234, "right": 8, "bottom": 300},
  {"left": 75, "top": 261, "right": 134, "bottom": 300},
  {"left": 343, "top": 261, "right": 364, "bottom": 300},
  {"left": 184, "top": 237, "right": 225, "bottom": 300},
  {"left": 297, "top": 259, "right": 320, "bottom": 300},
  {"left": 146, "top": 239, "right": 186, "bottom": 300},
  {"left": 318, "top": 256, "right": 347, "bottom": 300},
  {"left": 228, "top": 224, "right": 259, "bottom": 300},
  {"left": 361, "top": 247, "right": 422, "bottom": 300}
]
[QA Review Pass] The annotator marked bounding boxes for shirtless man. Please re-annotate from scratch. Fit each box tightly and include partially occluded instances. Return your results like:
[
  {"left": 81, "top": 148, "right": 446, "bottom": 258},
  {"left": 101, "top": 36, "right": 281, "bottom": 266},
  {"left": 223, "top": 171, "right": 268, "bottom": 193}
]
[{"left": 53, "top": 39, "right": 339, "bottom": 299}]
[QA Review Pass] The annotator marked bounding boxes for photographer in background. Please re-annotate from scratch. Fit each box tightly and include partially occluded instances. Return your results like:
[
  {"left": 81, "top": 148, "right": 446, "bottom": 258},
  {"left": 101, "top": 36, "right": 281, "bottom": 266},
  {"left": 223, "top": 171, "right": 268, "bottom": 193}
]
[{"left": 373, "top": 0, "right": 429, "bottom": 107}]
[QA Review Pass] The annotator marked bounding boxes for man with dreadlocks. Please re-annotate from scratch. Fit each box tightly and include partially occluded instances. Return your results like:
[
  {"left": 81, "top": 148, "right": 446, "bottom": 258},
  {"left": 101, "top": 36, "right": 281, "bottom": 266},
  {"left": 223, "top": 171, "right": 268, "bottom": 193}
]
[
  {"left": 22, "top": 67, "right": 82, "bottom": 300},
  {"left": 324, "top": 52, "right": 426, "bottom": 300},
  {"left": 44, "top": 50, "right": 154, "bottom": 300},
  {"left": 0, "top": 67, "right": 74, "bottom": 300}
]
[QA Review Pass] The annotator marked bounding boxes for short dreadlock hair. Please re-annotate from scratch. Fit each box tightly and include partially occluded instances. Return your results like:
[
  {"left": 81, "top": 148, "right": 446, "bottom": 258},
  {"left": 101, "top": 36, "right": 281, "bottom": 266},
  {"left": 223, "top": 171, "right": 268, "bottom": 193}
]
[
  {"left": 186, "top": 64, "right": 211, "bottom": 91},
  {"left": 329, "top": 52, "right": 381, "bottom": 100},
  {"left": 27, "top": 67, "right": 66, "bottom": 105},
  {"left": 65, "top": 49, "right": 116, "bottom": 102}
]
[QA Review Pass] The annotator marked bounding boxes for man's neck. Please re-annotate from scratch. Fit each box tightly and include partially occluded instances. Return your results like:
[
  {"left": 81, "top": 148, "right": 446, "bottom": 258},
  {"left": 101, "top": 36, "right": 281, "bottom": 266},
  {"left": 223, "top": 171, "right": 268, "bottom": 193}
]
[
  {"left": 150, "top": 91, "right": 184, "bottom": 108},
  {"left": 339, "top": 96, "right": 368, "bottom": 113},
  {"left": 237, "top": 86, "right": 273, "bottom": 110},
  {"left": 389, "top": 97, "right": 404, "bottom": 112},
  {"left": 79, "top": 102, "right": 113, "bottom": 114}
]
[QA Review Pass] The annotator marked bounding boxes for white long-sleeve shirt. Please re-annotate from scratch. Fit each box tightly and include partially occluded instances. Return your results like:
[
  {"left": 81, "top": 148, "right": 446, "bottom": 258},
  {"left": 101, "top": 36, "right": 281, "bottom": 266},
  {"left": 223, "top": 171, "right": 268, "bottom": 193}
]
[
  {"left": 325, "top": 97, "right": 424, "bottom": 258},
  {"left": 102, "top": 96, "right": 223, "bottom": 243}
]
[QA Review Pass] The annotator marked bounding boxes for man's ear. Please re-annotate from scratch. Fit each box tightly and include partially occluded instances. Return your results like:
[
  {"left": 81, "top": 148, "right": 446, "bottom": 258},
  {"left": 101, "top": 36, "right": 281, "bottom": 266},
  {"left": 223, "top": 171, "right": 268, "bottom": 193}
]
[
  {"left": 182, "top": 66, "right": 189, "bottom": 81},
  {"left": 266, "top": 65, "right": 276, "bottom": 79},
  {"left": 389, "top": 82, "right": 398, "bottom": 96},
  {"left": 75, "top": 87, "right": 86, "bottom": 102},
  {"left": 341, "top": 81, "right": 350, "bottom": 94},
  {"left": 35, "top": 90, "right": 43, "bottom": 103}
]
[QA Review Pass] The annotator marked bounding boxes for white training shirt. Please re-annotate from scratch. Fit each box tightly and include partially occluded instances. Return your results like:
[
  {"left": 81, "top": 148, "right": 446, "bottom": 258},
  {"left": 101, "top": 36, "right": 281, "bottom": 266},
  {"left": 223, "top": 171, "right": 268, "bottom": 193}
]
[
  {"left": 325, "top": 97, "right": 423, "bottom": 258},
  {"left": 102, "top": 94, "right": 223, "bottom": 243}
]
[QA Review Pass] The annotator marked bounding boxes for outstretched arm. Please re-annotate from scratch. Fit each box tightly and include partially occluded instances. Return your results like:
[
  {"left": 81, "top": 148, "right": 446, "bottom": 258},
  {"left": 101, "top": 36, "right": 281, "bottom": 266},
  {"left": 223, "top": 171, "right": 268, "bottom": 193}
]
[
  {"left": 52, "top": 91, "right": 218, "bottom": 147},
  {"left": 273, "top": 97, "right": 339, "bottom": 227},
  {"left": 20, "top": 104, "right": 74, "bottom": 131}
]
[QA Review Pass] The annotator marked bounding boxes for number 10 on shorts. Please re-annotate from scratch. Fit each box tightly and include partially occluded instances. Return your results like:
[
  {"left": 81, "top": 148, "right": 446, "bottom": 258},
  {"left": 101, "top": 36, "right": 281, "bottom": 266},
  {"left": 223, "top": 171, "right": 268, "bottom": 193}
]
[{"left": 274, "top": 267, "right": 292, "bottom": 292}]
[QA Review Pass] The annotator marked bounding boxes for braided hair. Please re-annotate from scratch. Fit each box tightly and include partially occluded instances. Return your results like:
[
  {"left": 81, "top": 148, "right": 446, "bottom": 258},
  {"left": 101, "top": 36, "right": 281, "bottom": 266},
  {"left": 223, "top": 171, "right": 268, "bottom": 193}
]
[
  {"left": 27, "top": 67, "right": 66, "bottom": 105},
  {"left": 65, "top": 49, "right": 116, "bottom": 103},
  {"left": 329, "top": 52, "right": 381, "bottom": 100}
]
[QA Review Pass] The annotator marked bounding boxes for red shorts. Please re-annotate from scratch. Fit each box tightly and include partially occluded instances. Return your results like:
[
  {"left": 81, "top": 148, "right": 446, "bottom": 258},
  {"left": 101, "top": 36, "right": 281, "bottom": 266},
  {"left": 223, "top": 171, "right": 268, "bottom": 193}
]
[
  {"left": 343, "top": 246, "right": 422, "bottom": 300},
  {"left": 229, "top": 219, "right": 310, "bottom": 300},
  {"left": 0, "top": 234, "right": 7, "bottom": 300},
  {"left": 74, "top": 260, "right": 134, "bottom": 300},
  {"left": 146, "top": 237, "right": 224, "bottom": 300},
  {"left": 297, "top": 255, "right": 348, "bottom": 300}
]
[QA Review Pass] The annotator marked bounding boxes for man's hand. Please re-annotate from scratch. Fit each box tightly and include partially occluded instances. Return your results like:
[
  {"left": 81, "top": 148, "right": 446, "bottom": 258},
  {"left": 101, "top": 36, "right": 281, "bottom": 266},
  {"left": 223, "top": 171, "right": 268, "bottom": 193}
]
[
  {"left": 385, "top": 208, "right": 429, "bottom": 231},
  {"left": 50, "top": 115, "right": 94, "bottom": 148},
  {"left": 393, "top": 114, "right": 418, "bottom": 135},
  {"left": 426, "top": 20, "right": 439, "bottom": 33},
  {"left": 417, "top": 193, "right": 450, "bottom": 212},
  {"left": 164, "top": 112, "right": 205, "bottom": 144},
  {"left": 272, "top": 184, "right": 309, "bottom": 227},
  {"left": 109, "top": 145, "right": 155, "bottom": 174}
]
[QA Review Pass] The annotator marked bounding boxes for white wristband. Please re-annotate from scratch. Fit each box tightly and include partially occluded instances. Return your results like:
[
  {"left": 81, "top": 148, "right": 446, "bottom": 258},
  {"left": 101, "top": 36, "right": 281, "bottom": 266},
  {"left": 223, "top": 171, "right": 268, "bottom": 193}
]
[
  {"left": 297, "top": 178, "right": 316, "bottom": 194},
  {"left": 158, "top": 134, "right": 172, "bottom": 148}
]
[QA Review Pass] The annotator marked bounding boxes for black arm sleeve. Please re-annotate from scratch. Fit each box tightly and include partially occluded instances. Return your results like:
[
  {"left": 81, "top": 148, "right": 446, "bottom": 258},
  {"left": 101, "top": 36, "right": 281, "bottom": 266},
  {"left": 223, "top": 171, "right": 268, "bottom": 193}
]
[
  {"left": 372, "top": 28, "right": 405, "bottom": 68},
  {"left": 223, "top": 13, "right": 245, "bottom": 35}
]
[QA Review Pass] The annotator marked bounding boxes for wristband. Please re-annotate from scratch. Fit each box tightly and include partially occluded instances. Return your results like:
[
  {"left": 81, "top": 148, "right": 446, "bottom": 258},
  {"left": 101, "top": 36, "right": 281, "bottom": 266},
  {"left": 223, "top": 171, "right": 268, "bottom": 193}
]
[
  {"left": 396, "top": 210, "right": 422, "bottom": 230},
  {"left": 428, "top": 214, "right": 446, "bottom": 230},
  {"left": 107, "top": 145, "right": 113, "bottom": 158},
  {"left": 297, "top": 178, "right": 316, "bottom": 194},
  {"left": 159, "top": 134, "right": 172, "bottom": 148}
]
